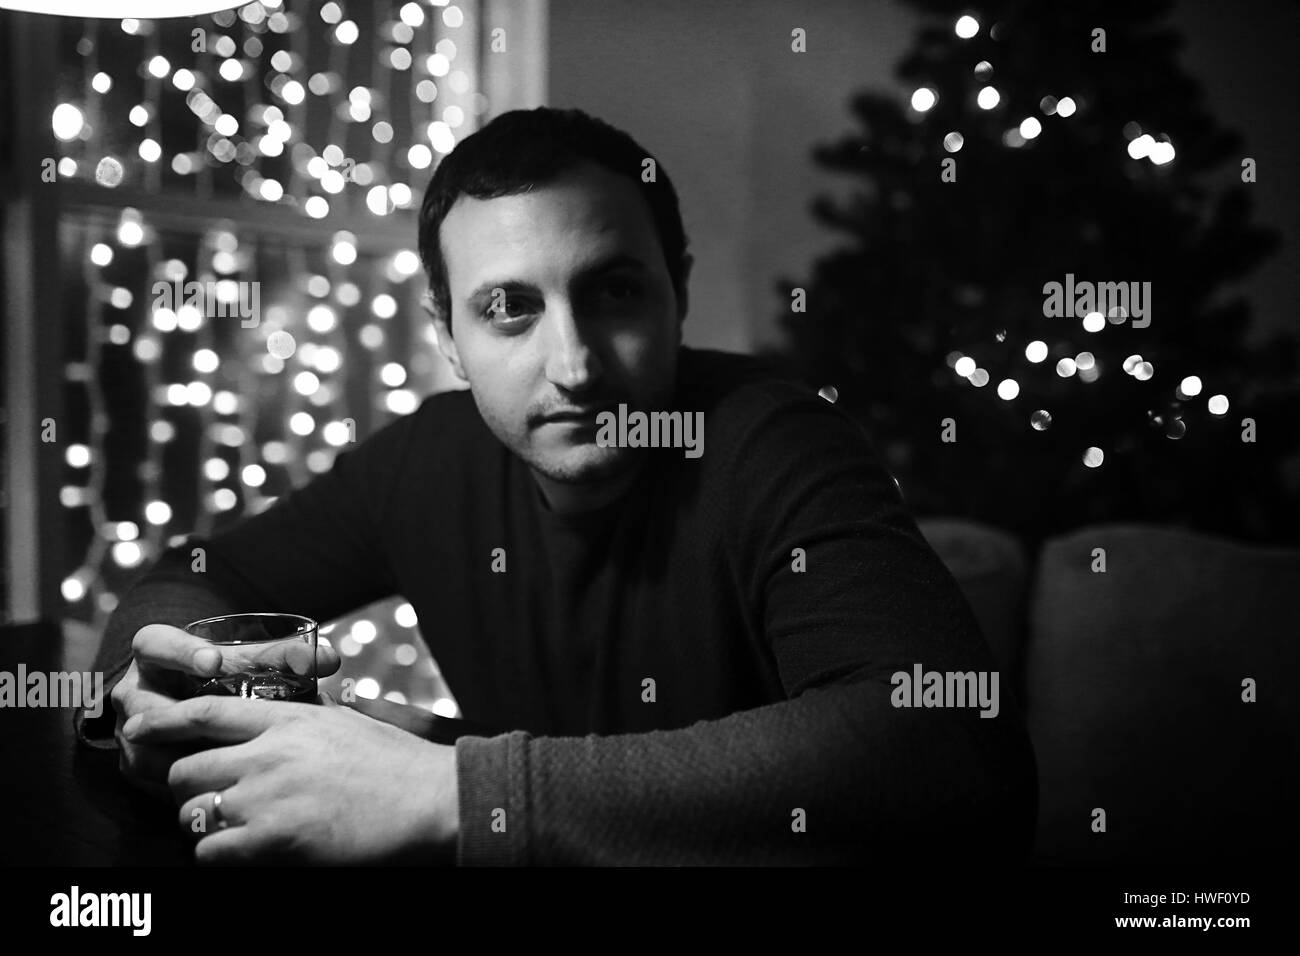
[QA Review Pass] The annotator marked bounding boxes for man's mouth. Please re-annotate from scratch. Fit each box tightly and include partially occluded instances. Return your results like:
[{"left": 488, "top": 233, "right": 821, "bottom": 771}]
[{"left": 537, "top": 403, "right": 617, "bottom": 425}]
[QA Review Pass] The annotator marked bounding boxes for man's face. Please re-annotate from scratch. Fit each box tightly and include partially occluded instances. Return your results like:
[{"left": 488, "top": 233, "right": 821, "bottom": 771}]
[{"left": 433, "top": 161, "right": 690, "bottom": 491}]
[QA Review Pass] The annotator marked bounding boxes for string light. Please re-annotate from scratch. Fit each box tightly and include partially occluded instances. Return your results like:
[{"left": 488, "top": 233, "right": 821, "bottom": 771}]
[
  {"left": 428, "top": 121, "right": 456, "bottom": 153},
  {"left": 395, "top": 603, "right": 418, "bottom": 628},
  {"left": 95, "top": 157, "right": 125, "bottom": 186},
  {"left": 52, "top": 103, "right": 85, "bottom": 140},
  {"left": 386, "top": 390, "right": 419, "bottom": 414},
  {"left": 117, "top": 210, "right": 144, "bottom": 246},
  {"left": 380, "top": 362, "right": 407, "bottom": 387},
  {"left": 1128, "top": 134, "right": 1154, "bottom": 160},
  {"left": 53, "top": 1, "right": 485, "bottom": 712}
]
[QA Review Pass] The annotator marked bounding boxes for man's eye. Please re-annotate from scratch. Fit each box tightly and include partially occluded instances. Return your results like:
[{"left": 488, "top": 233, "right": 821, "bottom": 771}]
[
  {"left": 603, "top": 278, "right": 642, "bottom": 301},
  {"left": 484, "top": 297, "right": 534, "bottom": 322}
]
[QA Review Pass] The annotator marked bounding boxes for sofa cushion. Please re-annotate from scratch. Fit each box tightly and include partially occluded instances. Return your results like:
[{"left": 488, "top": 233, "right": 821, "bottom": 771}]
[
  {"left": 916, "top": 517, "right": 1029, "bottom": 694},
  {"left": 1025, "top": 524, "right": 1300, "bottom": 863}
]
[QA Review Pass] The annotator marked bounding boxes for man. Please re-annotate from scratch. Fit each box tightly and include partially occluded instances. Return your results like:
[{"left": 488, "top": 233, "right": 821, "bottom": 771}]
[{"left": 77, "top": 107, "right": 1037, "bottom": 865}]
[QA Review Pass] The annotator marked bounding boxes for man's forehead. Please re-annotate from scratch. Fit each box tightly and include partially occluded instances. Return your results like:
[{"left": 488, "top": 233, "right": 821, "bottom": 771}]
[
  {"left": 450, "top": 162, "right": 650, "bottom": 231},
  {"left": 441, "top": 170, "right": 658, "bottom": 276}
]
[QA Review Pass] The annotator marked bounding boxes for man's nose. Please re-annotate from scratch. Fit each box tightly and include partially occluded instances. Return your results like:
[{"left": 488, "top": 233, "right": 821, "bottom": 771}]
[{"left": 543, "top": 304, "right": 603, "bottom": 394}]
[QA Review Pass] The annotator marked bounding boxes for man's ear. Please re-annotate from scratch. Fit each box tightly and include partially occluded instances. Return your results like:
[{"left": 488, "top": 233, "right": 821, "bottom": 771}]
[
  {"left": 675, "top": 253, "right": 694, "bottom": 334},
  {"left": 430, "top": 311, "right": 469, "bottom": 382}
]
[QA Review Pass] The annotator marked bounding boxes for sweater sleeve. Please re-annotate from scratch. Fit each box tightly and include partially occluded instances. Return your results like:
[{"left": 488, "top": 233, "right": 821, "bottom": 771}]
[
  {"left": 453, "top": 385, "right": 1038, "bottom": 865},
  {"left": 73, "top": 404, "right": 419, "bottom": 748}
]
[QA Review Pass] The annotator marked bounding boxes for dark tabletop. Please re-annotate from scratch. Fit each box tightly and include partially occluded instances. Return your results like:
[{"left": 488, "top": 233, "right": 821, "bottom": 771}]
[
  {"left": 0, "top": 619, "right": 498, "bottom": 866},
  {"left": 0, "top": 620, "right": 188, "bottom": 865}
]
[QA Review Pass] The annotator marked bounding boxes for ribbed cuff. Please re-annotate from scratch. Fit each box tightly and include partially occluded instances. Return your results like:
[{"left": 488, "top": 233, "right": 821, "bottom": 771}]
[
  {"left": 73, "top": 706, "right": 120, "bottom": 750},
  {"left": 72, "top": 657, "right": 133, "bottom": 750},
  {"left": 455, "top": 730, "right": 531, "bottom": 866}
]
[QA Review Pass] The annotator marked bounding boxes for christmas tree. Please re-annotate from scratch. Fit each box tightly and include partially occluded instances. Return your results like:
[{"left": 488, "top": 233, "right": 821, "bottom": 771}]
[{"left": 773, "top": 0, "right": 1299, "bottom": 545}]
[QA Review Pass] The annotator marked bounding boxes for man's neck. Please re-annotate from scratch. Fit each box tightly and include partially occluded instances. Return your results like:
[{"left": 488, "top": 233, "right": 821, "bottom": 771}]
[{"left": 530, "top": 458, "right": 647, "bottom": 516}]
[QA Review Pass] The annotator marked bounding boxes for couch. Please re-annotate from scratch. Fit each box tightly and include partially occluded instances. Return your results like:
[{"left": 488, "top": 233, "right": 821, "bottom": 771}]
[{"left": 916, "top": 517, "right": 1300, "bottom": 864}]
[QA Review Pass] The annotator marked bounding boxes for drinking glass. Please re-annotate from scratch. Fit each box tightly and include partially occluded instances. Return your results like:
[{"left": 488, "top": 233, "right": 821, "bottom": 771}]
[{"left": 184, "top": 613, "right": 319, "bottom": 703}]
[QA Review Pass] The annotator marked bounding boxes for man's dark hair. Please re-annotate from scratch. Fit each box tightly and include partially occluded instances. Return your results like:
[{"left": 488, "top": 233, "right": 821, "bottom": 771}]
[{"left": 417, "top": 107, "right": 690, "bottom": 331}]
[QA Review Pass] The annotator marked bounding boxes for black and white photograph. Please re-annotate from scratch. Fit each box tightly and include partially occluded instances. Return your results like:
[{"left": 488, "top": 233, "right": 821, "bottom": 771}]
[{"left": 1, "top": 0, "right": 1294, "bottom": 934}]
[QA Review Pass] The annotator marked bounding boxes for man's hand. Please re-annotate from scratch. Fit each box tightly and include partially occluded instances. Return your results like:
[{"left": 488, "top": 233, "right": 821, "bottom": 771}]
[
  {"left": 123, "top": 693, "right": 459, "bottom": 865},
  {"left": 111, "top": 624, "right": 341, "bottom": 802}
]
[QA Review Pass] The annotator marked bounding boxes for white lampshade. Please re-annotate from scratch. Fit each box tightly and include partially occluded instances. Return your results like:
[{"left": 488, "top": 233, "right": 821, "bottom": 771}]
[{"left": 0, "top": 0, "right": 243, "bottom": 16}]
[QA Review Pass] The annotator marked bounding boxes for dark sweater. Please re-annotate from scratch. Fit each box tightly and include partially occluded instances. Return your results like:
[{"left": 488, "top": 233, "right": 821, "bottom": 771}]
[{"left": 76, "top": 346, "right": 1037, "bottom": 865}]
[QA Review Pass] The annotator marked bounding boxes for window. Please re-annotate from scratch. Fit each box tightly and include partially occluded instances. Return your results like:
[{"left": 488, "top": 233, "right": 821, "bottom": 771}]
[{"left": 1, "top": 0, "right": 546, "bottom": 710}]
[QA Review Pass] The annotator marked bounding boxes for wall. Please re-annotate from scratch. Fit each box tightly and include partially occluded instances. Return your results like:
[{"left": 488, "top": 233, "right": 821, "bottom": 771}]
[
  {"left": 547, "top": 0, "right": 1298, "bottom": 355},
  {"left": 548, "top": 0, "right": 913, "bottom": 353}
]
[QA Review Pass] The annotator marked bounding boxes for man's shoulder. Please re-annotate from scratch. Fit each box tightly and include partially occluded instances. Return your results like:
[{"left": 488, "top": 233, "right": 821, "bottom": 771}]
[
  {"left": 353, "top": 387, "right": 472, "bottom": 442},
  {"left": 675, "top": 347, "right": 838, "bottom": 443},
  {"left": 405, "top": 387, "right": 497, "bottom": 455},
  {"left": 676, "top": 347, "right": 815, "bottom": 413},
  {"left": 416, "top": 385, "right": 480, "bottom": 423},
  {"left": 674, "top": 347, "right": 877, "bottom": 473},
  {"left": 343, "top": 387, "right": 489, "bottom": 474}
]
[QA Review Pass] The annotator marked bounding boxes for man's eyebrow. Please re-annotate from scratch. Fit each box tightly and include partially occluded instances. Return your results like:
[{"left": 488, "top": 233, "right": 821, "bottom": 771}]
[{"left": 464, "top": 253, "right": 650, "bottom": 305}]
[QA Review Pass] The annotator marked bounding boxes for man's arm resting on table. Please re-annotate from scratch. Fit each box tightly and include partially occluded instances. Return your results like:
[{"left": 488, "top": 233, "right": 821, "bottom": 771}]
[{"left": 453, "top": 675, "right": 1038, "bottom": 866}]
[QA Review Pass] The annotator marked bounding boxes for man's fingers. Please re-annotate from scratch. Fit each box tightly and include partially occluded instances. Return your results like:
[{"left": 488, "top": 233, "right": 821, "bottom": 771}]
[
  {"left": 238, "top": 641, "right": 339, "bottom": 679},
  {"left": 317, "top": 644, "right": 341, "bottom": 677},
  {"left": 132, "top": 624, "right": 222, "bottom": 679},
  {"left": 117, "top": 739, "right": 198, "bottom": 790},
  {"left": 167, "top": 743, "right": 251, "bottom": 803},
  {"left": 194, "top": 826, "right": 260, "bottom": 866},
  {"left": 126, "top": 695, "right": 287, "bottom": 745},
  {"left": 118, "top": 683, "right": 180, "bottom": 718},
  {"left": 275, "top": 642, "right": 320, "bottom": 677},
  {"left": 317, "top": 688, "right": 339, "bottom": 707}
]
